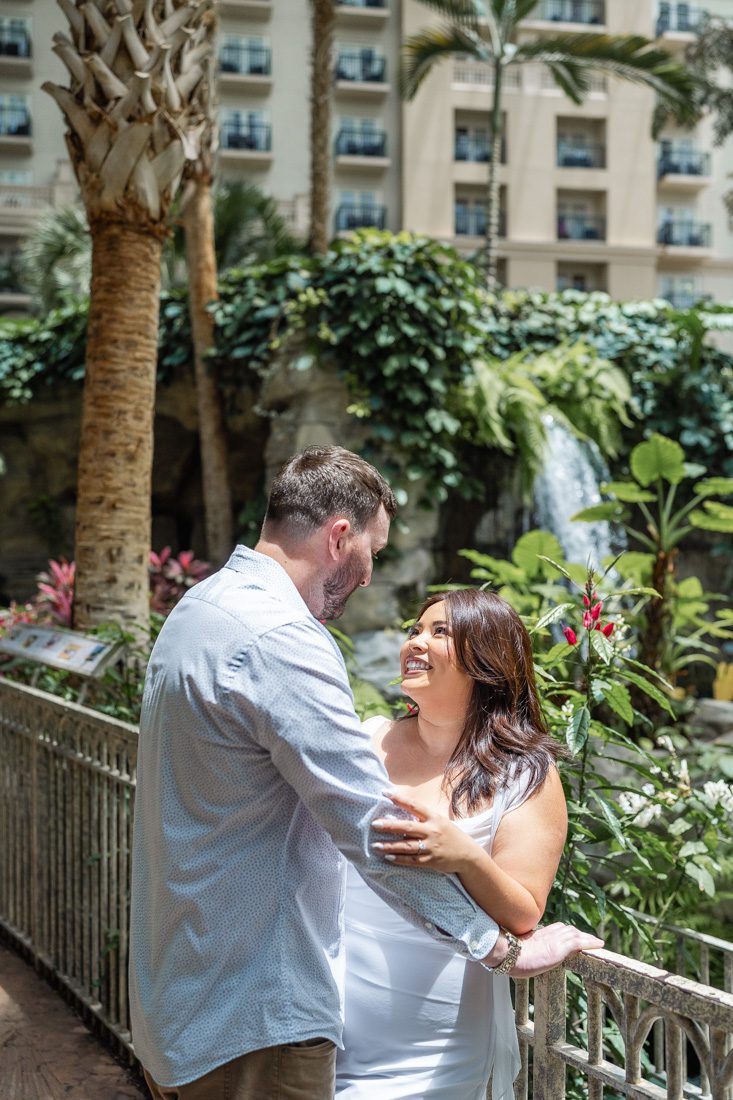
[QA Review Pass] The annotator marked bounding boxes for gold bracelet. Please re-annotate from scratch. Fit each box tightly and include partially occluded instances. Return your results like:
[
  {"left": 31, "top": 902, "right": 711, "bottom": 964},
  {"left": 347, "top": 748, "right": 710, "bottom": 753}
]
[{"left": 493, "top": 928, "right": 522, "bottom": 975}]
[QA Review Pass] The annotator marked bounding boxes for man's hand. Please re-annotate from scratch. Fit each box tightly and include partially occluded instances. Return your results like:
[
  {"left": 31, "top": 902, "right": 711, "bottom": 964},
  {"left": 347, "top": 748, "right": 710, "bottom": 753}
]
[{"left": 509, "top": 922, "right": 604, "bottom": 979}]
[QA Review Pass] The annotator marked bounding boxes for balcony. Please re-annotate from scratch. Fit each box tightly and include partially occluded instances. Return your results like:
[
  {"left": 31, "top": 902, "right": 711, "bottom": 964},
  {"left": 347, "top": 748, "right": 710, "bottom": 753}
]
[
  {"left": 557, "top": 142, "right": 605, "bottom": 169},
  {"left": 454, "top": 205, "right": 506, "bottom": 238},
  {"left": 335, "top": 52, "right": 388, "bottom": 96},
  {"left": 0, "top": 106, "right": 32, "bottom": 153},
  {"left": 661, "top": 288, "right": 703, "bottom": 308},
  {"left": 218, "top": 43, "right": 272, "bottom": 89},
  {"left": 218, "top": 0, "right": 271, "bottom": 17},
  {"left": 454, "top": 133, "right": 506, "bottom": 164},
  {"left": 558, "top": 214, "right": 605, "bottom": 241},
  {"left": 335, "top": 128, "right": 389, "bottom": 170},
  {"left": 219, "top": 120, "right": 272, "bottom": 162},
  {"left": 0, "top": 29, "right": 32, "bottom": 77},
  {"left": 657, "top": 146, "right": 711, "bottom": 189},
  {"left": 335, "top": 202, "right": 386, "bottom": 231},
  {"left": 656, "top": 3, "right": 704, "bottom": 36},
  {"left": 525, "top": 0, "right": 605, "bottom": 27},
  {"left": 335, "top": 0, "right": 388, "bottom": 26},
  {"left": 657, "top": 219, "right": 711, "bottom": 249},
  {"left": 0, "top": 183, "right": 52, "bottom": 231}
]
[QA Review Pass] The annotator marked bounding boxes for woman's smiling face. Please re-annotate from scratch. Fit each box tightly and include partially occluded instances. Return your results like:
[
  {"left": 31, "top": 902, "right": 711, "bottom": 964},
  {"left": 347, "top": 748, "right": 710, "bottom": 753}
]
[{"left": 400, "top": 600, "right": 472, "bottom": 706}]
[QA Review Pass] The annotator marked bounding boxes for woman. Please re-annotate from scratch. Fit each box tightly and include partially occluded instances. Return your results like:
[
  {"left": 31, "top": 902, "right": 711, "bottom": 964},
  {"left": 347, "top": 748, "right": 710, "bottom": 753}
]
[{"left": 336, "top": 589, "right": 568, "bottom": 1099}]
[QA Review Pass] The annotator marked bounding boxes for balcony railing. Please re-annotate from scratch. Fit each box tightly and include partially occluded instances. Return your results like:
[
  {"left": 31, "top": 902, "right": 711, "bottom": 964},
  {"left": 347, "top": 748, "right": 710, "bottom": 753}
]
[
  {"left": 0, "top": 183, "right": 52, "bottom": 211},
  {"left": 0, "top": 105, "right": 31, "bottom": 137},
  {"left": 335, "top": 128, "right": 387, "bottom": 156},
  {"left": 558, "top": 214, "right": 605, "bottom": 240},
  {"left": 0, "top": 31, "right": 31, "bottom": 58},
  {"left": 1, "top": 678, "right": 732, "bottom": 1094},
  {"left": 657, "top": 219, "right": 711, "bottom": 247},
  {"left": 220, "top": 120, "right": 271, "bottom": 151},
  {"left": 657, "top": 147, "right": 711, "bottom": 177},
  {"left": 337, "top": 0, "right": 386, "bottom": 7},
  {"left": 536, "top": 0, "right": 605, "bottom": 23},
  {"left": 455, "top": 134, "right": 506, "bottom": 163},
  {"left": 335, "top": 51, "right": 386, "bottom": 82},
  {"left": 219, "top": 43, "right": 271, "bottom": 75},
  {"left": 557, "top": 142, "right": 605, "bottom": 168},
  {"left": 455, "top": 206, "right": 506, "bottom": 237},
  {"left": 661, "top": 288, "right": 702, "bottom": 308},
  {"left": 335, "top": 202, "right": 386, "bottom": 230},
  {"left": 656, "top": 3, "right": 704, "bottom": 34}
]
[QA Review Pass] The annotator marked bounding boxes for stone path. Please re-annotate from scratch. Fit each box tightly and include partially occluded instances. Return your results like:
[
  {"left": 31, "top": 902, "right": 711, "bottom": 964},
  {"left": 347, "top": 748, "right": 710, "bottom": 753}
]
[{"left": 0, "top": 942, "right": 147, "bottom": 1099}]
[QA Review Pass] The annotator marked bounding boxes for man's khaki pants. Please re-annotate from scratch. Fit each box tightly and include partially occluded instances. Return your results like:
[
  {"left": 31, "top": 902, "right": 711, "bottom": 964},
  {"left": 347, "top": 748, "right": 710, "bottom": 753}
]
[{"left": 143, "top": 1038, "right": 337, "bottom": 1100}]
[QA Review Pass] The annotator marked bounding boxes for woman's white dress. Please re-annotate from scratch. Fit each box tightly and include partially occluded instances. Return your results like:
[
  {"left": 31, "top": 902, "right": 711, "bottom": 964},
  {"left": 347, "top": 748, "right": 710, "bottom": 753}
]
[{"left": 336, "top": 717, "right": 531, "bottom": 1099}]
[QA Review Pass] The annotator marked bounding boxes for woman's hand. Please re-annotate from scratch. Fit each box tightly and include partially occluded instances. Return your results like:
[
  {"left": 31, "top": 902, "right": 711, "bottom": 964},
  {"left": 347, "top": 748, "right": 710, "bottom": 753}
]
[{"left": 371, "top": 791, "right": 480, "bottom": 874}]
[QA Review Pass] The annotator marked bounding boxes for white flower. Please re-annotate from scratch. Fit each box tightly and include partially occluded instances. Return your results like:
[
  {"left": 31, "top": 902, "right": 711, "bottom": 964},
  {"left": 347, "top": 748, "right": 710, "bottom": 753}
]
[
  {"left": 701, "top": 781, "right": 733, "bottom": 814},
  {"left": 619, "top": 792, "right": 663, "bottom": 827},
  {"left": 656, "top": 734, "right": 675, "bottom": 753}
]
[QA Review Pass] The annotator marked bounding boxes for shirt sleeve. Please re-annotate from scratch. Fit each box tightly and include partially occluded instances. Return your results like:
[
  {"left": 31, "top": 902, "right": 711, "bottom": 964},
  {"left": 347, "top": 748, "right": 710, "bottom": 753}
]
[{"left": 226, "top": 617, "right": 499, "bottom": 962}]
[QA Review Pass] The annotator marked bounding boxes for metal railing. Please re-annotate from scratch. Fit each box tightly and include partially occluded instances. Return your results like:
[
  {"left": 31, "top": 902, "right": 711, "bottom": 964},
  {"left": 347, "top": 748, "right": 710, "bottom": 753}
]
[
  {"left": 335, "top": 51, "right": 386, "bottom": 82},
  {"left": 455, "top": 133, "right": 506, "bottom": 163},
  {"left": 657, "top": 147, "right": 711, "bottom": 178},
  {"left": 335, "top": 202, "right": 386, "bottom": 230},
  {"left": 335, "top": 127, "right": 387, "bottom": 157},
  {"left": 453, "top": 57, "right": 522, "bottom": 88},
  {"left": 537, "top": 0, "right": 605, "bottom": 23},
  {"left": 558, "top": 214, "right": 605, "bottom": 240},
  {"left": 657, "top": 220, "right": 711, "bottom": 247},
  {"left": 0, "top": 31, "right": 30, "bottom": 58},
  {"left": 219, "top": 43, "right": 271, "bottom": 76},
  {"left": 0, "top": 680, "right": 138, "bottom": 1055},
  {"left": 455, "top": 206, "right": 507, "bottom": 237},
  {"left": 557, "top": 142, "right": 606, "bottom": 168},
  {"left": 2, "top": 675, "right": 732, "bottom": 1095},
  {"left": 337, "top": 0, "right": 387, "bottom": 7},
  {"left": 657, "top": 4, "right": 705, "bottom": 34},
  {"left": 220, "top": 120, "right": 271, "bottom": 151}
]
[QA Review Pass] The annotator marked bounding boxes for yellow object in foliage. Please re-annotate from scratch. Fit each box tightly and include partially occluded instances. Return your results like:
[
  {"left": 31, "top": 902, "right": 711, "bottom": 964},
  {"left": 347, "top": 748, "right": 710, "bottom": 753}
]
[{"left": 713, "top": 663, "right": 733, "bottom": 702}]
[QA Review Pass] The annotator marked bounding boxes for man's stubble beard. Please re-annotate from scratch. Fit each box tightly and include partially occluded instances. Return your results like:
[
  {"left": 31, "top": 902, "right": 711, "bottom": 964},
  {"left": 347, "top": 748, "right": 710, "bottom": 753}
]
[{"left": 320, "top": 555, "right": 366, "bottom": 621}]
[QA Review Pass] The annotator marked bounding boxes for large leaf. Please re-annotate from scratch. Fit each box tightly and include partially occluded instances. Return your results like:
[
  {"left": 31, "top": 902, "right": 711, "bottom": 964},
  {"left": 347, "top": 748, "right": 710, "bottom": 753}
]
[
  {"left": 599, "top": 681, "right": 634, "bottom": 725},
  {"left": 533, "top": 602, "right": 575, "bottom": 632},
  {"left": 600, "top": 481, "right": 656, "bottom": 503},
  {"left": 567, "top": 705, "right": 590, "bottom": 755},
  {"left": 630, "top": 434, "right": 685, "bottom": 486},
  {"left": 511, "top": 530, "right": 564, "bottom": 578},
  {"left": 592, "top": 793, "right": 627, "bottom": 849},
  {"left": 689, "top": 502, "right": 733, "bottom": 533},
  {"left": 693, "top": 477, "right": 733, "bottom": 498},
  {"left": 571, "top": 503, "right": 625, "bottom": 522},
  {"left": 590, "top": 629, "right": 614, "bottom": 664}
]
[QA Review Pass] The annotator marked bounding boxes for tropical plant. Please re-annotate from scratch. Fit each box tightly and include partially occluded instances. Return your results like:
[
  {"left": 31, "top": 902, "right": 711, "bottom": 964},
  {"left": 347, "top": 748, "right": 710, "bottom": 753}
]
[
  {"left": 401, "top": 0, "right": 697, "bottom": 282},
  {"left": 149, "top": 546, "right": 212, "bottom": 614},
  {"left": 36, "top": 558, "right": 76, "bottom": 626},
  {"left": 213, "top": 183, "right": 302, "bottom": 271},
  {"left": 44, "top": 0, "right": 214, "bottom": 633},
  {"left": 19, "top": 205, "right": 90, "bottom": 311},
  {"left": 572, "top": 434, "right": 733, "bottom": 683},
  {"left": 309, "top": 0, "right": 335, "bottom": 253}
]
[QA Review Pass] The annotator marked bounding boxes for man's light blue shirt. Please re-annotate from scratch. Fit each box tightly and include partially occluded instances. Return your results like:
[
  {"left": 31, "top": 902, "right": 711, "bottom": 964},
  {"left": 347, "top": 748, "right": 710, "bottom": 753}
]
[{"left": 129, "top": 546, "right": 498, "bottom": 1087}]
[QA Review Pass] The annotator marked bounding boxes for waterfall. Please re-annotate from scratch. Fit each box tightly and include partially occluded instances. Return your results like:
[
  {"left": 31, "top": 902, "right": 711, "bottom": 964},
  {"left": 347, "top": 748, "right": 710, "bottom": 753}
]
[{"left": 533, "top": 414, "right": 623, "bottom": 567}]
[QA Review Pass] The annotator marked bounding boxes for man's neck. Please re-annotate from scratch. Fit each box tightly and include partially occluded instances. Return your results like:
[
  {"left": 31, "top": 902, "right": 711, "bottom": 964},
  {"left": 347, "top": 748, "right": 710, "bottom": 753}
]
[{"left": 254, "top": 538, "right": 323, "bottom": 616}]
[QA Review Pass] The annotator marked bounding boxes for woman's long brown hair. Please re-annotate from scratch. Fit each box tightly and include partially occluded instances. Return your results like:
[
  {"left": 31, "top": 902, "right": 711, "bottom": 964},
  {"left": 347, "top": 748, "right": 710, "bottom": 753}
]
[{"left": 412, "top": 589, "right": 561, "bottom": 817}]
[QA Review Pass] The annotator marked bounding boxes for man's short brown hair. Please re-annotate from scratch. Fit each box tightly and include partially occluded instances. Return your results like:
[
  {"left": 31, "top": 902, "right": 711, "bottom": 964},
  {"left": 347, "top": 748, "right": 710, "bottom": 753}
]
[{"left": 263, "top": 446, "right": 397, "bottom": 536}]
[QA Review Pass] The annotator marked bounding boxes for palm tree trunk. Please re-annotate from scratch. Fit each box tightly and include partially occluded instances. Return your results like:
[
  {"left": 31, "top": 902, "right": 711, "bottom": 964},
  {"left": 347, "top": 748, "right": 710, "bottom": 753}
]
[
  {"left": 483, "top": 60, "right": 505, "bottom": 288},
  {"left": 309, "top": 0, "right": 335, "bottom": 254},
  {"left": 183, "top": 179, "right": 233, "bottom": 565},
  {"left": 73, "top": 222, "right": 162, "bottom": 634}
]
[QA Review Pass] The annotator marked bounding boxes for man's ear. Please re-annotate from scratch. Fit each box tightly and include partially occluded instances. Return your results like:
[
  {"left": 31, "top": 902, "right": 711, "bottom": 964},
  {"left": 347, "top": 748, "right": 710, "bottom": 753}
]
[{"left": 326, "top": 517, "right": 351, "bottom": 561}]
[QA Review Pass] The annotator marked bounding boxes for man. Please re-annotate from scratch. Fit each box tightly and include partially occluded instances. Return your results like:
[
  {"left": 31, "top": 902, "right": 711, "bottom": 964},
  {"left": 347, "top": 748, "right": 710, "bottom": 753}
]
[{"left": 130, "top": 446, "right": 601, "bottom": 1099}]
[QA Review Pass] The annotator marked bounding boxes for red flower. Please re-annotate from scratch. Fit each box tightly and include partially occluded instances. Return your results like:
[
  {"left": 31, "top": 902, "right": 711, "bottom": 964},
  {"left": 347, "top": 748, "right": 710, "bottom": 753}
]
[
  {"left": 583, "top": 594, "right": 591, "bottom": 608},
  {"left": 583, "top": 611, "right": 593, "bottom": 629},
  {"left": 591, "top": 601, "right": 603, "bottom": 621},
  {"left": 601, "top": 622, "right": 615, "bottom": 637},
  {"left": 563, "top": 626, "right": 578, "bottom": 646},
  {"left": 594, "top": 622, "right": 602, "bottom": 630}
]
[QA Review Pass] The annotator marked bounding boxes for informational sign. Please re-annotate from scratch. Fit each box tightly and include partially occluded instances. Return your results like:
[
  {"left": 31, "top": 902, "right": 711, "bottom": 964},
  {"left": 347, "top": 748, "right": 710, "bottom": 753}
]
[{"left": 0, "top": 623, "right": 122, "bottom": 678}]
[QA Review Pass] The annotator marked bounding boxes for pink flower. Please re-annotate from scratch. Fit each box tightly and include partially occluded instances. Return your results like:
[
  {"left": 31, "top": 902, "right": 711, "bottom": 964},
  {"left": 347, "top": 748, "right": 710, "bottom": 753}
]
[
  {"left": 601, "top": 622, "right": 615, "bottom": 637},
  {"left": 583, "top": 611, "right": 593, "bottom": 629},
  {"left": 591, "top": 601, "right": 603, "bottom": 621},
  {"left": 583, "top": 594, "right": 591, "bottom": 608},
  {"left": 563, "top": 626, "right": 578, "bottom": 646}
]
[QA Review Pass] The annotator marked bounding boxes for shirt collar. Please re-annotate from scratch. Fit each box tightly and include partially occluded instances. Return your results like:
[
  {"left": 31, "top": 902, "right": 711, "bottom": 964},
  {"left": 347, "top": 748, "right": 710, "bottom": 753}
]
[{"left": 224, "top": 544, "right": 313, "bottom": 617}]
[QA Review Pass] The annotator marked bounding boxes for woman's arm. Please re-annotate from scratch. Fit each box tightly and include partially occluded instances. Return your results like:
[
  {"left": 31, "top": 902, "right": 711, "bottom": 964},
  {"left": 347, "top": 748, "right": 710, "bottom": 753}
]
[{"left": 372, "top": 768, "right": 568, "bottom": 936}]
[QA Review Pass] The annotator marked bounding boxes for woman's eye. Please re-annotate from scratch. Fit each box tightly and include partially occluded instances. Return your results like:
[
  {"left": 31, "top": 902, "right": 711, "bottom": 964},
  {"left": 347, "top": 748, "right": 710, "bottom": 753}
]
[{"left": 433, "top": 625, "right": 447, "bottom": 635}]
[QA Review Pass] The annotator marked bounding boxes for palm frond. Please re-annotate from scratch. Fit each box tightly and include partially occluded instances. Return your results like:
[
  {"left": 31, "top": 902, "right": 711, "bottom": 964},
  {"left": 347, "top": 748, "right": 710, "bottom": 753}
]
[
  {"left": 213, "top": 183, "right": 302, "bottom": 270},
  {"left": 543, "top": 60, "right": 591, "bottom": 104},
  {"left": 401, "top": 23, "right": 491, "bottom": 98},
  {"left": 514, "top": 33, "right": 697, "bottom": 121},
  {"left": 20, "top": 204, "right": 91, "bottom": 311},
  {"left": 413, "top": 0, "right": 483, "bottom": 24}
]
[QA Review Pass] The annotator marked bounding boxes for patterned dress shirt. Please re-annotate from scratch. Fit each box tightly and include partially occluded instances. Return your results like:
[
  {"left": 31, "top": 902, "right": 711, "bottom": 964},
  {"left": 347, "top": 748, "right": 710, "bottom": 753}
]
[{"left": 129, "top": 546, "right": 499, "bottom": 1087}]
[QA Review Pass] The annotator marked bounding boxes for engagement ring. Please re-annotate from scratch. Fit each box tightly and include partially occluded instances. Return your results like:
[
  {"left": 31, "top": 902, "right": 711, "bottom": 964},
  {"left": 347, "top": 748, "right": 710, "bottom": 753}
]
[{"left": 417, "top": 840, "right": 426, "bottom": 852}]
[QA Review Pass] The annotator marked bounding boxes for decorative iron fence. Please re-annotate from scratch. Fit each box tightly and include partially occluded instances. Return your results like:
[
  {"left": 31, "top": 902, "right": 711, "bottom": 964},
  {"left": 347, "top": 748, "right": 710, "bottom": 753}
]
[
  {"left": 1, "top": 677, "right": 732, "bottom": 1095},
  {"left": 0, "top": 679, "right": 137, "bottom": 1057}
]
